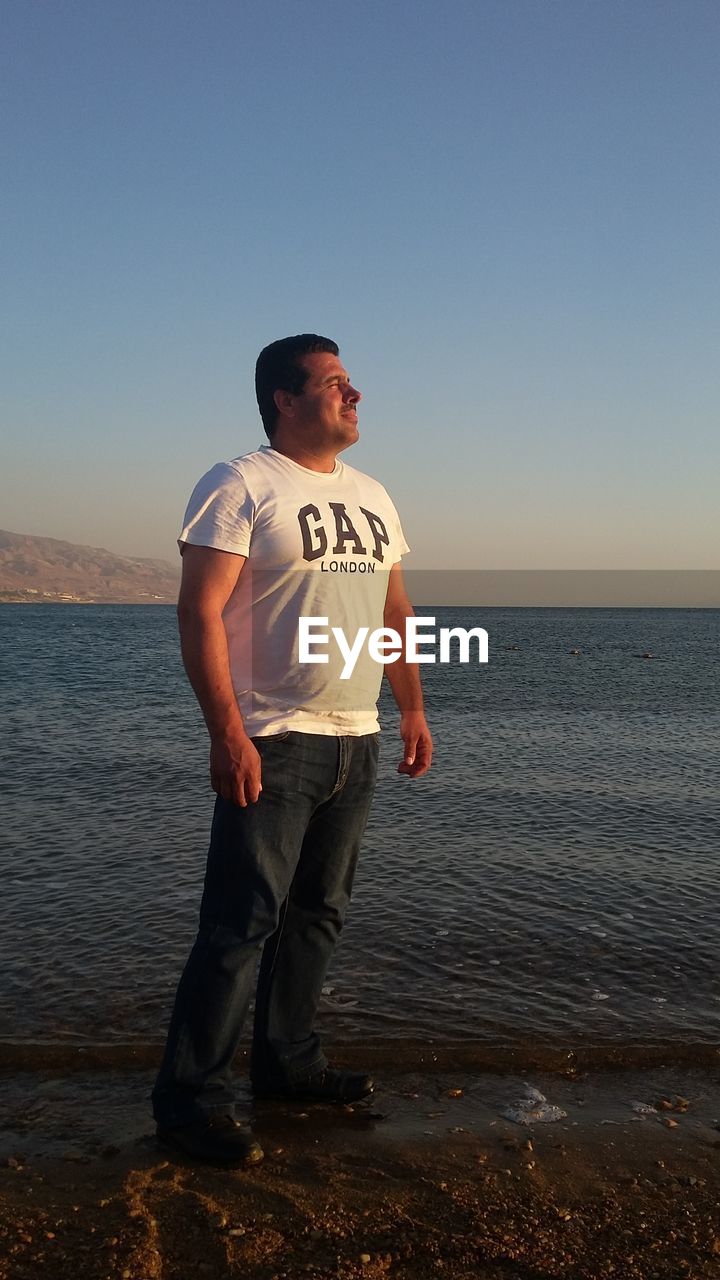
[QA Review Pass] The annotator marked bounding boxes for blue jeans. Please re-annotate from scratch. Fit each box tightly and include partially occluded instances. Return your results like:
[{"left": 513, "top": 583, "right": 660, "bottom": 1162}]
[{"left": 152, "top": 731, "right": 379, "bottom": 1127}]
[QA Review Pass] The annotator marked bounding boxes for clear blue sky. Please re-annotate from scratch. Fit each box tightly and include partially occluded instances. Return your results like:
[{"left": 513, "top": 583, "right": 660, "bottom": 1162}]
[{"left": 1, "top": 0, "right": 718, "bottom": 568}]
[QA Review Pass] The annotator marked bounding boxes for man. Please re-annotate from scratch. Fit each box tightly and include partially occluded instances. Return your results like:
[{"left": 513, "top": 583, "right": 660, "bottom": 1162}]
[{"left": 152, "top": 334, "right": 432, "bottom": 1167}]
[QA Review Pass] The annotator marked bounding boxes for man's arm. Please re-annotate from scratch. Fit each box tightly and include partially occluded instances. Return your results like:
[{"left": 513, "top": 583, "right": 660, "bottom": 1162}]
[
  {"left": 383, "top": 563, "right": 433, "bottom": 778},
  {"left": 177, "top": 544, "right": 261, "bottom": 807}
]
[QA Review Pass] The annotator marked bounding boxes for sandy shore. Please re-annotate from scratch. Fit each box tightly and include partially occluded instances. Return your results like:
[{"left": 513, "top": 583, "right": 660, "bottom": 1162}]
[{"left": 2, "top": 1058, "right": 720, "bottom": 1279}]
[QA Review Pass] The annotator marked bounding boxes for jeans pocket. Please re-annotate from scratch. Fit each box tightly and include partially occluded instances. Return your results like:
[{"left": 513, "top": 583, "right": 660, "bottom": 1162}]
[{"left": 254, "top": 731, "right": 291, "bottom": 743}]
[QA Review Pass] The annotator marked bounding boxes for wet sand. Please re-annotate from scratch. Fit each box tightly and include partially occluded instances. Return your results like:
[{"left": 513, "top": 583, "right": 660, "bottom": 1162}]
[{"left": 2, "top": 1057, "right": 720, "bottom": 1279}]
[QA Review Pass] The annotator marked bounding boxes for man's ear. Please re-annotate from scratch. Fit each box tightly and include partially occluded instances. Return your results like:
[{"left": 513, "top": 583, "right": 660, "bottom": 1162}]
[{"left": 273, "top": 387, "right": 295, "bottom": 418}]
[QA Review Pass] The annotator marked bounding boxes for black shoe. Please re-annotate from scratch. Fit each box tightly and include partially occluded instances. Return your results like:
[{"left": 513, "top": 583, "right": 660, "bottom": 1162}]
[
  {"left": 157, "top": 1112, "right": 264, "bottom": 1167},
  {"left": 252, "top": 1066, "right": 374, "bottom": 1104}
]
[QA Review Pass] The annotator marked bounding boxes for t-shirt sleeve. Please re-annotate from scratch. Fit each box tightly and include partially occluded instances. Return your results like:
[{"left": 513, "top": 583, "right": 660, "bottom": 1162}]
[
  {"left": 395, "top": 516, "right": 410, "bottom": 562},
  {"left": 385, "top": 493, "right": 410, "bottom": 564},
  {"left": 178, "top": 462, "right": 254, "bottom": 556}
]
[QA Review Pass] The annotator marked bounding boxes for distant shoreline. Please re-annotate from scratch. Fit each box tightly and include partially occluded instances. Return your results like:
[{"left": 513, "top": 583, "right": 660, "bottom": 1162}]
[
  {"left": 0, "top": 594, "right": 176, "bottom": 605},
  {"left": 2, "top": 532, "right": 718, "bottom": 607},
  {"left": 2, "top": 598, "right": 719, "bottom": 610},
  {"left": 0, "top": 529, "right": 180, "bottom": 607}
]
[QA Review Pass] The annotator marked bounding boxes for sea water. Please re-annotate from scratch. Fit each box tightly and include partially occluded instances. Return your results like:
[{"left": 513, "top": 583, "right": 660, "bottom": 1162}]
[{"left": 1, "top": 604, "right": 719, "bottom": 1059}]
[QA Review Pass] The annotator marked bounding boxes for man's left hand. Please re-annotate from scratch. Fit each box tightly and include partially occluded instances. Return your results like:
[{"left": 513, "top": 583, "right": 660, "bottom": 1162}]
[{"left": 397, "top": 712, "right": 433, "bottom": 778}]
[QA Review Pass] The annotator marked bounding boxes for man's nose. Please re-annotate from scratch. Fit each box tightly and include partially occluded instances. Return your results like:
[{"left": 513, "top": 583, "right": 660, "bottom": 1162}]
[{"left": 345, "top": 383, "right": 361, "bottom": 403}]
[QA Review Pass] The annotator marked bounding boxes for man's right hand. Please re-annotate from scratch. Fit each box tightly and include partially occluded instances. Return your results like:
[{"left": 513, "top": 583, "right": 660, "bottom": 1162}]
[{"left": 210, "top": 735, "right": 262, "bottom": 807}]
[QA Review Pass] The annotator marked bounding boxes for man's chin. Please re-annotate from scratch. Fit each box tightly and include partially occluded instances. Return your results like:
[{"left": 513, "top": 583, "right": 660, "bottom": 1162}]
[{"left": 336, "top": 434, "right": 358, "bottom": 454}]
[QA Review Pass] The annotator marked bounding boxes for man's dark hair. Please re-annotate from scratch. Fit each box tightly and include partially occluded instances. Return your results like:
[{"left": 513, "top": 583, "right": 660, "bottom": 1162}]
[{"left": 255, "top": 334, "right": 339, "bottom": 439}]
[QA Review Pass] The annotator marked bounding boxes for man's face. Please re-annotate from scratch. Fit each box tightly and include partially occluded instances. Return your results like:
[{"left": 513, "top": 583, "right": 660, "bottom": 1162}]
[{"left": 289, "top": 352, "right": 362, "bottom": 451}]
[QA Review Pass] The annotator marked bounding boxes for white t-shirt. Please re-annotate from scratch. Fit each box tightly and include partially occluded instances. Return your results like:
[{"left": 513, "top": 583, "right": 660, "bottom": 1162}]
[{"left": 179, "top": 446, "right": 409, "bottom": 736}]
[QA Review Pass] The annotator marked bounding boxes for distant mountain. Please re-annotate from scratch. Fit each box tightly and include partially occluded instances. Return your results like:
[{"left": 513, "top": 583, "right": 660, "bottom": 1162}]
[{"left": 0, "top": 530, "right": 180, "bottom": 604}]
